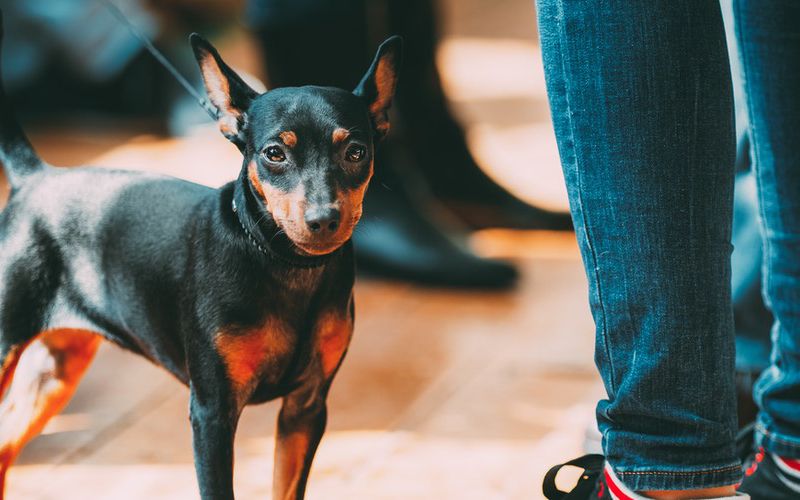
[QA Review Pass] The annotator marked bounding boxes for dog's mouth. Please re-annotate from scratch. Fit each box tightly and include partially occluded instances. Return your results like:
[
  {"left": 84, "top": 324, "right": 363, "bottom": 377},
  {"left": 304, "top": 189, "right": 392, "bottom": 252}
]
[
  {"left": 279, "top": 224, "right": 353, "bottom": 257},
  {"left": 292, "top": 241, "right": 347, "bottom": 256}
]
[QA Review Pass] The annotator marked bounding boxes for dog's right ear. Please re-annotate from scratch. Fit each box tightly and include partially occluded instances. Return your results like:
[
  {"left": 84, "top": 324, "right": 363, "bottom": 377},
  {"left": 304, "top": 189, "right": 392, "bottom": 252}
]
[{"left": 191, "top": 33, "right": 259, "bottom": 148}]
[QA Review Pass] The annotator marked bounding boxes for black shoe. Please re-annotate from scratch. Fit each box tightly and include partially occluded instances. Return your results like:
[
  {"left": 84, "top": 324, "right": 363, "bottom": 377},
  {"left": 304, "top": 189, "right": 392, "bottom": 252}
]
[
  {"left": 739, "top": 448, "right": 800, "bottom": 500},
  {"left": 400, "top": 96, "right": 574, "bottom": 231},
  {"left": 544, "top": 454, "right": 751, "bottom": 500},
  {"left": 383, "top": 0, "right": 573, "bottom": 231},
  {"left": 543, "top": 454, "right": 609, "bottom": 499},
  {"left": 355, "top": 180, "right": 518, "bottom": 289}
]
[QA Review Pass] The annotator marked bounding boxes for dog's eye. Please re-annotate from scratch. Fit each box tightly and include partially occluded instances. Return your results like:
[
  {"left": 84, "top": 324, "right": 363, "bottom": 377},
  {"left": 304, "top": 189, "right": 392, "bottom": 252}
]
[
  {"left": 345, "top": 144, "right": 366, "bottom": 162},
  {"left": 263, "top": 146, "right": 286, "bottom": 163}
]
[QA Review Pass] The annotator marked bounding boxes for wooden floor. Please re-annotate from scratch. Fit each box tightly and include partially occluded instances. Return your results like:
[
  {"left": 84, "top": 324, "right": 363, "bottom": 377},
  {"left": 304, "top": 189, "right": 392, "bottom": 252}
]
[{"left": 4, "top": 0, "right": 604, "bottom": 498}]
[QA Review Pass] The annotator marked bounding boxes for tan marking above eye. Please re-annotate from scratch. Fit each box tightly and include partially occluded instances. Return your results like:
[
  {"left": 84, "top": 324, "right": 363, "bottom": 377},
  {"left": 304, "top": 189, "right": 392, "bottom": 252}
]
[
  {"left": 279, "top": 131, "right": 298, "bottom": 148},
  {"left": 332, "top": 128, "right": 350, "bottom": 144}
]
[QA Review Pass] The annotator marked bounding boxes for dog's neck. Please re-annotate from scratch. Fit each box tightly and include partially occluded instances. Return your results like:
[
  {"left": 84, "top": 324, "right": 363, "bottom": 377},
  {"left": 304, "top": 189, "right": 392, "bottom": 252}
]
[{"left": 231, "top": 168, "right": 339, "bottom": 269}]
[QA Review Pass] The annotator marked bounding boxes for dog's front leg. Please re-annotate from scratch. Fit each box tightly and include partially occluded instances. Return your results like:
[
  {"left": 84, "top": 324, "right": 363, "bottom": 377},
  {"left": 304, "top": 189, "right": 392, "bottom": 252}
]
[
  {"left": 273, "top": 384, "right": 327, "bottom": 500},
  {"left": 189, "top": 386, "right": 240, "bottom": 500}
]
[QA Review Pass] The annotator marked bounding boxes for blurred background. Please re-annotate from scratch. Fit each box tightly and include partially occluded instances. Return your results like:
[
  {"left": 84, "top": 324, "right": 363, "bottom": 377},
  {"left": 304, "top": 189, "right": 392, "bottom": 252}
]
[{"left": 0, "top": 0, "right": 769, "bottom": 498}]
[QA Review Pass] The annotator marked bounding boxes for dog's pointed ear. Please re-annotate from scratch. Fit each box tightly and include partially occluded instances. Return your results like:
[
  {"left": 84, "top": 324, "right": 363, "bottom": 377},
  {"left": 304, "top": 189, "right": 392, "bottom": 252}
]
[
  {"left": 354, "top": 36, "right": 402, "bottom": 141},
  {"left": 190, "top": 33, "right": 259, "bottom": 148}
]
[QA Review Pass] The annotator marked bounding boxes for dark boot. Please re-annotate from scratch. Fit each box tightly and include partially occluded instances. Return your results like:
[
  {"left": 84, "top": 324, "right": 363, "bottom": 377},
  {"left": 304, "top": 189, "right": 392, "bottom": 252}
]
[{"left": 385, "top": 0, "right": 573, "bottom": 230}]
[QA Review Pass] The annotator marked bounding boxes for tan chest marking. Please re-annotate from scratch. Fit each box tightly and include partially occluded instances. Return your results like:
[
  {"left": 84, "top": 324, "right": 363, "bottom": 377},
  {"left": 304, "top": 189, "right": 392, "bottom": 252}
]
[
  {"left": 315, "top": 311, "right": 353, "bottom": 377},
  {"left": 215, "top": 318, "right": 293, "bottom": 389}
]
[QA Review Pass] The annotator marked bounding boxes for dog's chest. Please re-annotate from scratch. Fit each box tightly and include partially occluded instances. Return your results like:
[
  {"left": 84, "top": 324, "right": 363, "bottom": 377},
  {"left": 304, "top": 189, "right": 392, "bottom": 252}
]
[
  {"left": 214, "top": 316, "right": 297, "bottom": 391},
  {"left": 213, "top": 308, "right": 352, "bottom": 398}
]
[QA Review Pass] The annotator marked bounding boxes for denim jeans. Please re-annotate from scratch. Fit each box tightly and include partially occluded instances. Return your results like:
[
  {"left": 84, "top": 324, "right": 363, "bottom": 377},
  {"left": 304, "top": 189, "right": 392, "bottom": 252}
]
[
  {"left": 735, "top": 0, "right": 800, "bottom": 459},
  {"left": 537, "top": 0, "right": 800, "bottom": 491}
]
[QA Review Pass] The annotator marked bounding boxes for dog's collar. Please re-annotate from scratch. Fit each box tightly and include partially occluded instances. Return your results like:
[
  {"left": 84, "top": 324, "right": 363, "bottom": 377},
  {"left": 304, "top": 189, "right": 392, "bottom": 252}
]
[{"left": 231, "top": 197, "right": 338, "bottom": 269}]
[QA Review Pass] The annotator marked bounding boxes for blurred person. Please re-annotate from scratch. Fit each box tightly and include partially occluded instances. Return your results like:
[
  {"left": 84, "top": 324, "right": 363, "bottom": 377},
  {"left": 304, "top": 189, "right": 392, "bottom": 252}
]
[
  {"left": 1, "top": 0, "right": 166, "bottom": 120},
  {"left": 537, "top": 1, "right": 800, "bottom": 499},
  {"left": 247, "top": 0, "right": 575, "bottom": 288},
  {"left": 0, "top": 0, "right": 238, "bottom": 125}
]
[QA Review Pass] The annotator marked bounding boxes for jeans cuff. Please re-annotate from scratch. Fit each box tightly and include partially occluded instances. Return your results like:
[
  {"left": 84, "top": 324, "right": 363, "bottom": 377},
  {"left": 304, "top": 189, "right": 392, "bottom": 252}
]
[
  {"left": 756, "top": 420, "right": 800, "bottom": 458},
  {"left": 609, "top": 462, "right": 743, "bottom": 491}
]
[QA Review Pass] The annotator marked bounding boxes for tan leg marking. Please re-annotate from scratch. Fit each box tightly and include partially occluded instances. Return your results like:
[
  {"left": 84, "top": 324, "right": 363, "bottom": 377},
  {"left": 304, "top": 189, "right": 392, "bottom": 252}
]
[
  {"left": 0, "top": 329, "right": 101, "bottom": 496},
  {"left": 274, "top": 430, "right": 311, "bottom": 500},
  {"left": 273, "top": 385, "right": 326, "bottom": 500},
  {"left": 0, "top": 341, "right": 33, "bottom": 401}
]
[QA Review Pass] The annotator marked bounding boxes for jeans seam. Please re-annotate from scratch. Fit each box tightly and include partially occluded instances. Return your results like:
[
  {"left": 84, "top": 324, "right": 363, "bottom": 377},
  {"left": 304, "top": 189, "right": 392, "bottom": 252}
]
[
  {"left": 553, "top": 0, "right": 616, "bottom": 394},
  {"left": 615, "top": 464, "right": 742, "bottom": 477}
]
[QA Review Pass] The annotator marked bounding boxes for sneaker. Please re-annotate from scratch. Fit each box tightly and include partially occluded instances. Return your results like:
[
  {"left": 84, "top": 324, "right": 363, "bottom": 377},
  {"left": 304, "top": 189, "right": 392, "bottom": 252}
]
[
  {"left": 543, "top": 454, "right": 607, "bottom": 499},
  {"left": 738, "top": 447, "right": 800, "bottom": 499},
  {"left": 544, "top": 454, "right": 749, "bottom": 499}
]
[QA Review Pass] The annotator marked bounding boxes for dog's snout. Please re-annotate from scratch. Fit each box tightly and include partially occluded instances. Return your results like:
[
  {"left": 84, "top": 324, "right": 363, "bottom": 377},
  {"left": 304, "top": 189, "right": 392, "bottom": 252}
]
[{"left": 305, "top": 207, "right": 340, "bottom": 234}]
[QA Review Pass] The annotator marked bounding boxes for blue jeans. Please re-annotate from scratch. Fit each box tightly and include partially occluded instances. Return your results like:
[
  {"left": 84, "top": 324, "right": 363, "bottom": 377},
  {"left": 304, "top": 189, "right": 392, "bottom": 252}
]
[
  {"left": 736, "top": 1, "right": 800, "bottom": 459},
  {"left": 537, "top": 0, "right": 800, "bottom": 491}
]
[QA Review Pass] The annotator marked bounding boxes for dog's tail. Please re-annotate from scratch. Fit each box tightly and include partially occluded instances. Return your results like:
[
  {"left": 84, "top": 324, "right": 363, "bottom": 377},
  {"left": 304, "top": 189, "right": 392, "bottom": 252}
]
[{"left": 0, "top": 10, "right": 45, "bottom": 188}]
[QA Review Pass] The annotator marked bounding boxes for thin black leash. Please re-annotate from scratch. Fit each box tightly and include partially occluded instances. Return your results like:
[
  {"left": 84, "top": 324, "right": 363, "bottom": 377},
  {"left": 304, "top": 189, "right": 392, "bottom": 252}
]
[
  {"left": 99, "top": 0, "right": 219, "bottom": 121},
  {"left": 100, "top": 0, "right": 336, "bottom": 269}
]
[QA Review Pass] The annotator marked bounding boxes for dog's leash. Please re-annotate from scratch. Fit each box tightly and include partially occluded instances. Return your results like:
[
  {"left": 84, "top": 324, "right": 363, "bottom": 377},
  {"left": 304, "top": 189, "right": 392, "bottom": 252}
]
[
  {"left": 100, "top": 0, "right": 340, "bottom": 269},
  {"left": 99, "top": 0, "right": 220, "bottom": 121}
]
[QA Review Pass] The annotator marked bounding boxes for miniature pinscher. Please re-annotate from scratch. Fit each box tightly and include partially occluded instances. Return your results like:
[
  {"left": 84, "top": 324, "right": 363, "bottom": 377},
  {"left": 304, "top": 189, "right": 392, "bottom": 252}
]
[{"left": 0, "top": 13, "right": 401, "bottom": 499}]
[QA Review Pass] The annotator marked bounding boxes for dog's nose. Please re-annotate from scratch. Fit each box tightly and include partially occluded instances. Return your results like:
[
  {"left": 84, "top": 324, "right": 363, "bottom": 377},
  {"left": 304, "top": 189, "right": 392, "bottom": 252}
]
[{"left": 305, "top": 207, "right": 340, "bottom": 233}]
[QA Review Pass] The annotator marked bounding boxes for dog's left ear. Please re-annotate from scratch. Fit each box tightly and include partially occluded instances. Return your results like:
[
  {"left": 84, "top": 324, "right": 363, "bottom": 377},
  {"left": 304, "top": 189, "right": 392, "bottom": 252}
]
[
  {"left": 354, "top": 36, "right": 402, "bottom": 141},
  {"left": 191, "top": 33, "right": 259, "bottom": 149}
]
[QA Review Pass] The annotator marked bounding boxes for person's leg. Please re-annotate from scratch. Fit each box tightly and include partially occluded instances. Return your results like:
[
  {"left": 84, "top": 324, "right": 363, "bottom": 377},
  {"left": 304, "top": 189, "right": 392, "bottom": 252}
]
[
  {"left": 734, "top": 0, "right": 800, "bottom": 458},
  {"left": 536, "top": 0, "right": 740, "bottom": 494}
]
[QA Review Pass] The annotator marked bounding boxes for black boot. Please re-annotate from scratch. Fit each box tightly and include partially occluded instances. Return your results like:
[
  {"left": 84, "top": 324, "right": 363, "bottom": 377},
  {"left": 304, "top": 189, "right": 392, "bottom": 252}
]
[
  {"left": 385, "top": 0, "right": 573, "bottom": 230},
  {"left": 356, "top": 143, "right": 518, "bottom": 288}
]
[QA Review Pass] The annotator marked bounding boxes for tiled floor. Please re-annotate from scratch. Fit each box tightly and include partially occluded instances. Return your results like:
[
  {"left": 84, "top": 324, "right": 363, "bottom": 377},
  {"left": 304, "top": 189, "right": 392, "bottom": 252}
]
[{"left": 3, "top": 0, "right": 603, "bottom": 498}]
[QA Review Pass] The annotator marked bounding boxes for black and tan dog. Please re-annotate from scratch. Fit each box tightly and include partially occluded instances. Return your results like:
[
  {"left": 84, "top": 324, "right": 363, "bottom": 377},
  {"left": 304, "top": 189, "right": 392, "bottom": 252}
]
[{"left": 0, "top": 16, "right": 401, "bottom": 500}]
